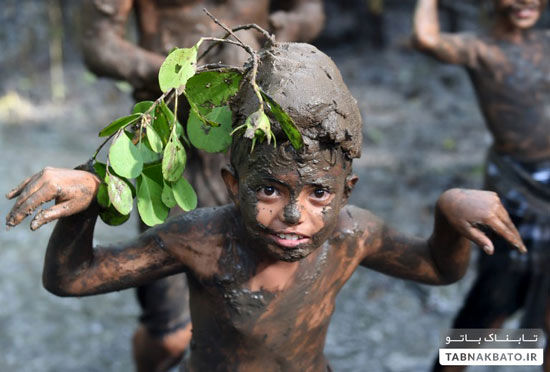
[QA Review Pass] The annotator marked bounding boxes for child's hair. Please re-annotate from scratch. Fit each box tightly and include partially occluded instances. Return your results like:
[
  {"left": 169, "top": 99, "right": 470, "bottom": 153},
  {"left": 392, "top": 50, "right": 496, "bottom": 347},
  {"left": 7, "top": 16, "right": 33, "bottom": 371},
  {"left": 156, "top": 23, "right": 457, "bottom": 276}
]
[{"left": 230, "top": 42, "right": 363, "bottom": 173}]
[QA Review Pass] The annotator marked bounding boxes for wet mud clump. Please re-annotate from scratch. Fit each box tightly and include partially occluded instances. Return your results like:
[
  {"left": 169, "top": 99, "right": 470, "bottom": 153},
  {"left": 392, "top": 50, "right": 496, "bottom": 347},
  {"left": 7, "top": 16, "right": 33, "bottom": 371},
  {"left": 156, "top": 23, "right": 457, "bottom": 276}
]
[{"left": 231, "top": 42, "right": 363, "bottom": 161}]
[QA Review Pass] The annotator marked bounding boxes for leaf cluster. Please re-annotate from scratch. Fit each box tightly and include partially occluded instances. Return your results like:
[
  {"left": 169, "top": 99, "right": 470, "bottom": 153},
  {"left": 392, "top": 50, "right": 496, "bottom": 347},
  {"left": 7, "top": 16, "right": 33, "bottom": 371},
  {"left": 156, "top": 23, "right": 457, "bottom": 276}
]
[{"left": 93, "top": 28, "right": 303, "bottom": 227}]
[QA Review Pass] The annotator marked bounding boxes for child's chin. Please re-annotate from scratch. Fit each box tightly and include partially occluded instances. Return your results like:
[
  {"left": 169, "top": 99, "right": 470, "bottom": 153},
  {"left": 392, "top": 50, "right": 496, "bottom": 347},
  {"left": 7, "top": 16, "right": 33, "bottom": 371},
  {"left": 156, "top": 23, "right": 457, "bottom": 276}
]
[{"left": 265, "top": 243, "right": 316, "bottom": 262}]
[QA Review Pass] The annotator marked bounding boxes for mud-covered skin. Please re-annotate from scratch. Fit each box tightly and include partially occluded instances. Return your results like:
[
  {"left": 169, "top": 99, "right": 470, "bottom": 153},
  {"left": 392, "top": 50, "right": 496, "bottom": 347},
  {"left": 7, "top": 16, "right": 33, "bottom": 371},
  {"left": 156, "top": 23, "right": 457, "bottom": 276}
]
[
  {"left": 4, "top": 162, "right": 526, "bottom": 372},
  {"left": 82, "top": 0, "right": 325, "bottom": 100},
  {"left": 413, "top": 0, "right": 550, "bottom": 161},
  {"left": 230, "top": 144, "right": 354, "bottom": 262},
  {"left": 5, "top": 40, "right": 526, "bottom": 371}
]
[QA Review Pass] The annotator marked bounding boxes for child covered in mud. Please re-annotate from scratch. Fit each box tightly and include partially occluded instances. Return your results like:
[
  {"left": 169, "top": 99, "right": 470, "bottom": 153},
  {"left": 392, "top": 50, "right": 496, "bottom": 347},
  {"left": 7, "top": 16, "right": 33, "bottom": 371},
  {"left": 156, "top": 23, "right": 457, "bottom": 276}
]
[
  {"left": 82, "top": 2, "right": 325, "bottom": 369},
  {"left": 5, "top": 42, "right": 525, "bottom": 371},
  {"left": 413, "top": 0, "right": 550, "bottom": 370}
]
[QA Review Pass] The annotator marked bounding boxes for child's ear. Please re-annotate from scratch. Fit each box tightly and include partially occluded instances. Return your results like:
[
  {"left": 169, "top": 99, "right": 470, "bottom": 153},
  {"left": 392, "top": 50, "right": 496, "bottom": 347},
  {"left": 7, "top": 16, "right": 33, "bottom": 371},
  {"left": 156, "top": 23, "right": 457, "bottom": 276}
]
[
  {"left": 343, "top": 174, "right": 359, "bottom": 202},
  {"left": 221, "top": 166, "right": 239, "bottom": 204}
]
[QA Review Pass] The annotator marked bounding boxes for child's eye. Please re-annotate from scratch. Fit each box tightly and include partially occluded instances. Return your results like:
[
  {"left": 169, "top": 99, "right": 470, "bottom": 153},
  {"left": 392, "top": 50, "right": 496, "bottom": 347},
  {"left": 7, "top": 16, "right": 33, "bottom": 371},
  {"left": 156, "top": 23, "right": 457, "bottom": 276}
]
[
  {"left": 257, "top": 185, "right": 278, "bottom": 198},
  {"left": 263, "top": 186, "right": 275, "bottom": 196},
  {"left": 311, "top": 188, "right": 330, "bottom": 200}
]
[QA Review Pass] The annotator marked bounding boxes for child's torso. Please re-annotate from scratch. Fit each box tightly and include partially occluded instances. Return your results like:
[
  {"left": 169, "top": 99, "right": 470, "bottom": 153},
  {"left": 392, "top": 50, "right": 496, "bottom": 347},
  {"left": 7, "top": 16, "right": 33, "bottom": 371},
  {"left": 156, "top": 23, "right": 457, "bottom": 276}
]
[
  {"left": 134, "top": 0, "right": 270, "bottom": 55},
  {"left": 468, "top": 30, "right": 550, "bottom": 161},
  {"left": 183, "top": 231, "right": 361, "bottom": 372}
]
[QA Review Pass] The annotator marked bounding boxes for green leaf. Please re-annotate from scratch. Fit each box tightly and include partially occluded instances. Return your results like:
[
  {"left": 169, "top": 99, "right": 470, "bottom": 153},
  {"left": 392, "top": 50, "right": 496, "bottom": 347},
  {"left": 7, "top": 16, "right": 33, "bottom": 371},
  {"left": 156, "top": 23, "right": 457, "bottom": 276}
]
[
  {"left": 188, "top": 106, "right": 232, "bottom": 152},
  {"left": 137, "top": 165, "right": 170, "bottom": 226},
  {"left": 161, "top": 182, "right": 177, "bottom": 209},
  {"left": 132, "top": 101, "right": 154, "bottom": 114},
  {"left": 109, "top": 131, "right": 143, "bottom": 179},
  {"left": 99, "top": 113, "right": 141, "bottom": 137},
  {"left": 147, "top": 125, "right": 164, "bottom": 153},
  {"left": 158, "top": 46, "right": 198, "bottom": 93},
  {"left": 159, "top": 100, "right": 177, "bottom": 126},
  {"left": 93, "top": 162, "right": 107, "bottom": 180},
  {"left": 261, "top": 90, "right": 303, "bottom": 150},
  {"left": 96, "top": 183, "right": 111, "bottom": 208},
  {"left": 107, "top": 173, "right": 133, "bottom": 215},
  {"left": 93, "top": 162, "right": 110, "bottom": 208},
  {"left": 185, "top": 71, "right": 243, "bottom": 117},
  {"left": 162, "top": 133, "right": 186, "bottom": 182},
  {"left": 154, "top": 109, "right": 171, "bottom": 144},
  {"left": 172, "top": 177, "right": 197, "bottom": 211},
  {"left": 136, "top": 140, "right": 162, "bottom": 164},
  {"left": 99, "top": 206, "right": 131, "bottom": 226}
]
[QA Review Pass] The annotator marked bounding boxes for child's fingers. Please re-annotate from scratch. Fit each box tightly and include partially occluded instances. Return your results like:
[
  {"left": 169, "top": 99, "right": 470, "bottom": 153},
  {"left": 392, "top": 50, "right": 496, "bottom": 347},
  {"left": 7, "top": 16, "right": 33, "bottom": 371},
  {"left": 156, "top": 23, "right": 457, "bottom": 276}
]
[
  {"left": 495, "top": 205, "right": 526, "bottom": 253},
  {"left": 465, "top": 226, "right": 495, "bottom": 255},
  {"left": 10, "top": 175, "right": 48, "bottom": 212},
  {"left": 6, "top": 184, "right": 54, "bottom": 227},
  {"left": 30, "top": 201, "right": 76, "bottom": 231},
  {"left": 484, "top": 215, "right": 526, "bottom": 254},
  {"left": 5, "top": 174, "right": 37, "bottom": 200},
  {"left": 497, "top": 219, "right": 526, "bottom": 254},
  {"left": 496, "top": 204, "right": 525, "bottom": 247}
]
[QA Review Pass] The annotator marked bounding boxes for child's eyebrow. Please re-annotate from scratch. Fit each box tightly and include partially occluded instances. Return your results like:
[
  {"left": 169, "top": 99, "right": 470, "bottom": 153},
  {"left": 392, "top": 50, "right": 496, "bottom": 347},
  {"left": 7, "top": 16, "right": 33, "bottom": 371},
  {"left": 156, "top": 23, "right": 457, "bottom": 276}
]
[
  {"left": 258, "top": 174, "right": 290, "bottom": 188},
  {"left": 307, "top": 176, "right": 338, "bottom": 187}
]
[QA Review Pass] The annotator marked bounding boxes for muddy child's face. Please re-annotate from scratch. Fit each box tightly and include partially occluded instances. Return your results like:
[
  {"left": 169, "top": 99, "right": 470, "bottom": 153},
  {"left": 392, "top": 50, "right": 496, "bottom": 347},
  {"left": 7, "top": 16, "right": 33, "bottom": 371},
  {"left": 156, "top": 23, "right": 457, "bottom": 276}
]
[
  {"left": 494, "top": 0, "right": 545, "bottom": 29},
  {"left": 225, "top": 144, "right": 356, "bottom": 262}
]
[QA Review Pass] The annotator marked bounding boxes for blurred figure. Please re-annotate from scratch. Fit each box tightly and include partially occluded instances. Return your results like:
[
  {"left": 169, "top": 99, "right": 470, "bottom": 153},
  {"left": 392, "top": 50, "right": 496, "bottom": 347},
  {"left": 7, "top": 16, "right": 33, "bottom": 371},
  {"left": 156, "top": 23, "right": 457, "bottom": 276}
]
[
  {"left": 413, "top": 0, "right": 550, "bottom": 371},
  {"left": 81, "top": 1, "right": 324, "bottom": 371}
]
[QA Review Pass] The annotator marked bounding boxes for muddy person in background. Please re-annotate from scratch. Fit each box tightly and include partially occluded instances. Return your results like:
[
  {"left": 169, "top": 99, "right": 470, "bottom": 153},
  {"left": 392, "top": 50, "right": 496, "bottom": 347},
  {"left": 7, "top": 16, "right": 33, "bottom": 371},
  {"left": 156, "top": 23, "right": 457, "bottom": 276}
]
[
  {"left": 81, "top": 1, "right": 324, "bottom": 371},
  {"left": 6, "top": 41, "right": 526, "bottom": 372},
  {"left": 413, "top": 0, "right": 550, "bottom": 371}
]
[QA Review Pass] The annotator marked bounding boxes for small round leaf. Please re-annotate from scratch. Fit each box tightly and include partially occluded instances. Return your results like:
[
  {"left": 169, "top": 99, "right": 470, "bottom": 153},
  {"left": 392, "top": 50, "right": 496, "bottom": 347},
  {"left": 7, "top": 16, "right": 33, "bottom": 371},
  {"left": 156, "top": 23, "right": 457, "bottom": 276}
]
[
  {"left": 161, "top": 182, "right": 177, "bottom": 209},
  {"left": 107, "top": 174, "right": 133, "bottom": 215},
  {"left": 109, "top": 132, "right": 143, "bottom": 179},
  {"left": 188, "top": 106, "right": 232, "bottom": 153},
  {"left": 172, "top": 177, "right": 197, "bottom": 212},
  {"left": 162, "top": 134, "right": 186, "bottom": 182},
  {"left": 137, "top": 170, "right": 169, "bottom": 226}
]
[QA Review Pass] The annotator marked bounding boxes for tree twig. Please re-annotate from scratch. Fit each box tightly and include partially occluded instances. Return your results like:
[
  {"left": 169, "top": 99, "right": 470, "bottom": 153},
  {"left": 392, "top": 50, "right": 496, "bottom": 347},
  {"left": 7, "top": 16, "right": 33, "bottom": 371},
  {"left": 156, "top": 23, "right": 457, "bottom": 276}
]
[
  {"left": 198, "top": 10, "right": 274, "bottom": 62},
  {"left": 203, "top": 8, "right": 246, "bottom": 46}
]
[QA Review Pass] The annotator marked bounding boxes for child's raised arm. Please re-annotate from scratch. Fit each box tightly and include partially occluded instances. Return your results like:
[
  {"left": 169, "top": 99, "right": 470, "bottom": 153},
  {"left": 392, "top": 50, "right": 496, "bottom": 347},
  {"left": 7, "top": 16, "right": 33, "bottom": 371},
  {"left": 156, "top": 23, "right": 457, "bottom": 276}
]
[
  {"left": 5, "top": 167, "right": 220, "bottom": 297},
  {"left": 412, "top": 0, "right": 485, "bottom": 67},
  {"left": 357, "top": 189, "right": 526, "bottom": 285}
]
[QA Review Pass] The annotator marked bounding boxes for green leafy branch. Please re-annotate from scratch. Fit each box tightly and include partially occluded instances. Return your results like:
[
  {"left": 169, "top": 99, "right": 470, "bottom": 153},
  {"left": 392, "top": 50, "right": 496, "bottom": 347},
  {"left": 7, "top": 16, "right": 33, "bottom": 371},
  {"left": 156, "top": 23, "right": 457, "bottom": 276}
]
[{"left": 91, "top": 11, "right": 303, "bottom": 227}]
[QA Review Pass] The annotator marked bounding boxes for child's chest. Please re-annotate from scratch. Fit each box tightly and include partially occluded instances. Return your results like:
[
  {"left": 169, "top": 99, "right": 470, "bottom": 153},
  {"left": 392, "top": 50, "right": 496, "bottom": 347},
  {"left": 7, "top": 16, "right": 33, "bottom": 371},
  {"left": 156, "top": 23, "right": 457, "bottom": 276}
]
[
  {"left": 481, "top": 35, "right": 550, "bottom": 94},
  {"left": 196, "top": 242, "right": 358, "bottom": 340}
]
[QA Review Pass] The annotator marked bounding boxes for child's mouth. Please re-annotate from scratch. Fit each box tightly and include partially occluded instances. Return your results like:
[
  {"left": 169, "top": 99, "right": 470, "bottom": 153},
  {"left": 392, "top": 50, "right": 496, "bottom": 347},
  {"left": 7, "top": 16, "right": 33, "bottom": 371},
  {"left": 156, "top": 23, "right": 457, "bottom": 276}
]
[
  {"left": 511, "top": 4, "right": 539, "bottom": 19},
  {"left": 269, "top": 232, "right": 311, "bottom": 248}
]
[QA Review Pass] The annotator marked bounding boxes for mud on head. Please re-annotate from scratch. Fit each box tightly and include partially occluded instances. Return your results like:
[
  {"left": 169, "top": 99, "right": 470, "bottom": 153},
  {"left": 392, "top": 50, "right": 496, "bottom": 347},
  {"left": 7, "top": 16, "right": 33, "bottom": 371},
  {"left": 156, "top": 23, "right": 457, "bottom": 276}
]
[{"left": 229, "top": 42, "right": 363, "bottom": 176}]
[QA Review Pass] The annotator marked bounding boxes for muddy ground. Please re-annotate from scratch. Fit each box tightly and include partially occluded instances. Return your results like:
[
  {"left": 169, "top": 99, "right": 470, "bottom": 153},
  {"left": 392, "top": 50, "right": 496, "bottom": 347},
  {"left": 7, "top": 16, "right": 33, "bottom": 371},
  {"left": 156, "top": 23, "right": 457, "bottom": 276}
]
[{"left": 0, "top": 6, "right": 541, "bottom": 372}]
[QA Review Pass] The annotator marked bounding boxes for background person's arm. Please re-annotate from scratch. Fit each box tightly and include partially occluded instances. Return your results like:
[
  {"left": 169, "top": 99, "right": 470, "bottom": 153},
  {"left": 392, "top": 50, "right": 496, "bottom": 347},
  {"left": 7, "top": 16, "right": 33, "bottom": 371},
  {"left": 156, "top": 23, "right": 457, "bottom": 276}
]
[
  {"left": 82, "top": 0, "right": 164, "bottom": 94},
  {"left": 269, "top": 0, "right": 325, "bottom": 42},
  {"left": 357, "top": 189, "right": 526, "bottom": 285},
  {"left": 412, "top": 0, "right": 483, "bottom": 67}
]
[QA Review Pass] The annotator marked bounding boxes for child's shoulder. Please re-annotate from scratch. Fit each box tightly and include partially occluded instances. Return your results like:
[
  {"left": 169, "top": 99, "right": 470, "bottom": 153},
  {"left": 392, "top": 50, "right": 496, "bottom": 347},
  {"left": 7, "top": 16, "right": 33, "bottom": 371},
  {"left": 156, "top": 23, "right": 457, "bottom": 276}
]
[
  {"left": 159, "top": 204, "right": 239, "bottom": 237},
  {"left": 336, "top": 205, "right": 384, "bottom": 239}
]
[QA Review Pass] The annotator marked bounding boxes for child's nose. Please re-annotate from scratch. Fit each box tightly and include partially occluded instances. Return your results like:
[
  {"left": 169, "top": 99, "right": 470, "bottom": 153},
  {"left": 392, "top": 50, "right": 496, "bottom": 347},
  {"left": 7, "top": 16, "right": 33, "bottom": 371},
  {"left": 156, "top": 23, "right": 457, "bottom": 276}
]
[{"left": 282, "top": 203, "right": 302, "bottom": 225}]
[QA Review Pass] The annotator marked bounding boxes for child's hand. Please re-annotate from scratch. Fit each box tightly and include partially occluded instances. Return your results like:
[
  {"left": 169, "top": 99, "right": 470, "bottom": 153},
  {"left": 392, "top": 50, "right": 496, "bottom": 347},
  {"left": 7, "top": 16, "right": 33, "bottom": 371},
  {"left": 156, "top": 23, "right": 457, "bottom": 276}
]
[
  {"left": 5, "top": 167, "right": 101, "bottom": 231},
  {"left": 437, "top": 188, "right": 527, "bottom": 255}
]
